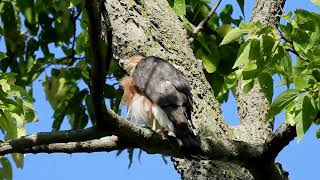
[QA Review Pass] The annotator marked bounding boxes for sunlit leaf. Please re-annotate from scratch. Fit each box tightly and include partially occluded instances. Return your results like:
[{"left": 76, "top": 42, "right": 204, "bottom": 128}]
[
  {"left": 196, "top": 49, "right": 219, "bottom": 73},
  {"left": 217, "top": 70, "right": 241, "bottom": 100},
  {"left": 12, "top": 153, "right": 24, "bottom": 169},
  {"left": 220, "top": 28, "right": 249, "bottom": 45},
  {"left": 267, "top": 89, "right": 300, "bottom": 119},
  {"left": 294, "top": 76, "right": 308, "bottom": 90},
  {"left": 242, "top": 79, "right": 254, "bottom": 94},
  {"left": 258, "top": 73, "right": 273, "bottom": 103},
  {"left": 285, "top": 103, "right": 296, "bottom": 126},
  {"left": 310, "top": 0, "right": 320, "bottom": 7},
  {"left": 296, "top": 95, "right": 317, "bottom": 141},
  {"left": 0, "top": 156, "right": 12, "bottom": 180},
  {"left": 282, "top": 12, "right": 293, "bottom": 21},
  {"left": 233, "top": 40, "right": 251, "bottom": 68},
  {"left": 173, "top": 0, "right": 186, "bottom": 17}
]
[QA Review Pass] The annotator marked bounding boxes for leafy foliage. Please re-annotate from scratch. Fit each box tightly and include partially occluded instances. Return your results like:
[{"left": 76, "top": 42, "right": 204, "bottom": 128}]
[
  {"left": 169, "top": 0, "right": 244, "bottom": 102},
  {"left": 0, "top": 73, "right": 36, "bottom": 171},
  {"left": 0, "top": 0, "right": 319, "bottom": 177},
  {"left": 0, "top": 0, "right": 124, "bottom": 175},
  {"left": 219, "top": 6, "right": 320, "bottom": 140}
]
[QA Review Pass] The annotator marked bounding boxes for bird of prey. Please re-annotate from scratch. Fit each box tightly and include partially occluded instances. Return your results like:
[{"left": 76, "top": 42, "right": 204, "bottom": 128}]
[{"left": 119, "top": 53, "right": 202, "bottom": 157}]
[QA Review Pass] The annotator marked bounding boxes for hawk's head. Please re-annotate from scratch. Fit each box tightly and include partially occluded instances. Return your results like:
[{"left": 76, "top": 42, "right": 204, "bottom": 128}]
[{"left": 119, "top": 53, "right": 145, "bottom": 75}]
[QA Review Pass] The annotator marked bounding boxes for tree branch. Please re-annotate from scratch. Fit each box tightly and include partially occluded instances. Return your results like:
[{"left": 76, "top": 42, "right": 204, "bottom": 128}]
[
  {"left": 0, "top": 136, "right": 120, "bottom": 154},
  {"left": 277, "top": 28, "right": 309, "bottom": 62},
  {"left": 263, "top": 122, "right": 296, "bottom": 160},
  {"left": 0, "top": 107, "right": 264, "bottom": 164},
  {"left": 189, "top": 0, "right": 222, "bottom": 43},
  {"left": 86, "top": 0, "right": 113, "bottom": 129}
]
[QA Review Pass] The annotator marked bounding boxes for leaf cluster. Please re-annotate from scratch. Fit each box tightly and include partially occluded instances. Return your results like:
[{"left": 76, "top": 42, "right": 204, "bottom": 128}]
[
  {"left": 169, "top": 0, "right": 244, "bottom": 102},
  {"left": 220, "top": 6, "right": 320, "bottom": 141}
]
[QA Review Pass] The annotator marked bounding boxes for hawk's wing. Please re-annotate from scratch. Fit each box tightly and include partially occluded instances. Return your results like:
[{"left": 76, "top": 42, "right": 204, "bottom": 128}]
[
  {"left": 132, "top": 56, "right": 202, "bottom": 157},
  {"left": 132, "top": 56, "right": 193, "bottom": 123}
]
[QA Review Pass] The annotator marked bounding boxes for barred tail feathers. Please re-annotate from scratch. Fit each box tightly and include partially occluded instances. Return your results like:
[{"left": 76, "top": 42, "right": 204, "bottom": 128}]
[{"left": 163, "top": 106, "right": 204, "bottom": 159}]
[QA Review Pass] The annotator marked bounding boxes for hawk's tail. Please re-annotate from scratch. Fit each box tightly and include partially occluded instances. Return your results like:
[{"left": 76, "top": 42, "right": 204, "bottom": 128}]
[{"left": 165, "top": 107, "right": 206, "bottom": 160}]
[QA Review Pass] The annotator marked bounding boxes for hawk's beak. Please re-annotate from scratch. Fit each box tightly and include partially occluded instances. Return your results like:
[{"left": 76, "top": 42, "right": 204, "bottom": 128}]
[{"left": 119, "top": 59, "right": 125, "bottom": 68}]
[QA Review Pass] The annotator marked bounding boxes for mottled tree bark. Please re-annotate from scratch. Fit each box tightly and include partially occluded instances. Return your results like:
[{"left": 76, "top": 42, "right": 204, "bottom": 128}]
[
  {"left": 103, "top": 0, "right": 290, "bottom": 179},
  {"left": 0, "top": 0, "right": 295, "bottom": 179}
]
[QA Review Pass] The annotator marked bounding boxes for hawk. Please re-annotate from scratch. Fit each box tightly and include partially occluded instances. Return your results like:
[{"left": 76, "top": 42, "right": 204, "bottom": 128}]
[{"left": 119, "top": 53, "right": 202, "bottom": 157}]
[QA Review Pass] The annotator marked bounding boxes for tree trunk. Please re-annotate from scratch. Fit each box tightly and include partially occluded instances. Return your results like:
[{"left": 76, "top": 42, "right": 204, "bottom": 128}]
[{"left": 103, "top": 0, "right": 288, "bottom": 179}]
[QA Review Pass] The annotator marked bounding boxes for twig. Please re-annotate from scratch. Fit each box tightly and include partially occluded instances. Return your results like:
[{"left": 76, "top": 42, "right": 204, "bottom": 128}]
[
  {"left": 66, "top": 8, "right": 83, "bottom": 66},
  {"left": 277, "top": 29, "right": 310, "bottom": 63},
  {"left": 189, "top": 0, "right": 223, "bottom": 43}
]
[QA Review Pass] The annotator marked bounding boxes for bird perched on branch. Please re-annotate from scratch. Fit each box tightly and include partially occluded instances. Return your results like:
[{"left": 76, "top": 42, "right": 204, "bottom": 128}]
[{"left": 119, "top": 53, "right": 203, "bottom": 158}]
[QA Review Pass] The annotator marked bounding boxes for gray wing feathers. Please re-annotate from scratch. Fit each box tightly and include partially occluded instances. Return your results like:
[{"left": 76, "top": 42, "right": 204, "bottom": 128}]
[
  {"left": 133, "top": 56, "right": 193, "bottom": 123},
  {"left": 133, "top": 56, "right": 192, "bottom": 107},
  {"left": 132, "top": 56, "right": 203, "bottom": 158}
]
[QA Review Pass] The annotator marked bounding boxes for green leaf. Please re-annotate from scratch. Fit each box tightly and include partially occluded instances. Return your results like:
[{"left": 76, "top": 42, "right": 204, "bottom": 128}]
[
  {"left": 282, "top": 12, "right": 293, "bottom": 21},
  {"left": 239, "top": 22, "right": 256, "bottom": 30},
  {"left": 267, "top": 89, "right": 300, "bottom": 119},
  {"left": 17, "top": 0, "right": 38, "bottom": 24},
  {"left": 173, "top": 0, "right": 186, "bottom": 17},
  {"left": 310, "top": 0, "right": 320, "bottom": 6},
  {"left": 1, "top": 2, "right": 19, "bottom": 52},
  {"left": 0, "top": 52, "right": 7, "bottom": 60},
  {"left": 294, "top": 76, "right": 308, "bottom": 90},
  {"left": 70, "top": 0, "right": 81, "bottom": 8},
  {"left": 316, "top": 128, "right": 320, "bottom": 138},
  {"left": 285, "top": 103, "right": 296, "bottom": 126},
  {"left": 196, "top": 49, "right": 219, "bottom": 73},
  {"left": 196, "top": 32, "right": 211, "bottom": 53},
  {"left": 85, "top": 95, "right": 95, "bottom": 124},
  {"left": 203, "top": 57, "right": 218, "bottom": 73},
  {"left": 217, "top": 70, "right": 241, "bottom": 100},
  {"left": 218, "top": 24, "right": 233, "bottom": 37},
  {"left": 242, "top": 61, "right": 258, "bottom": 80},
  {"left": 236, "top": 0, "right": 245, "bottom": 17},
  {"left": 233, "top": 40, "right": 251, "bottom": 68},
  {"left": 220, "top": 28, "right": 250, "bottom": 45},
  {"left": 68, "top": 110, "right": 88, "bottom": 130},
  {"left": 182, "top": 17, "right": 195, "bottom": 33},
  {"left": 243, "top": 79, "right": 254, "bottom": 94},
  {"left": 258, "top": 73, "right": 273, "bottom": 103},
  {"left": 76, "top": 31, "right": 89, "bottom": 54},
  {"left": 12, "top": 153, "right": 24, "bottom": 169},
  {"left": 0, "top": 156, "right": 12, "bottom": 180},
  {"left": 296, "top": 95, "right": 317, "bottom": 141}
]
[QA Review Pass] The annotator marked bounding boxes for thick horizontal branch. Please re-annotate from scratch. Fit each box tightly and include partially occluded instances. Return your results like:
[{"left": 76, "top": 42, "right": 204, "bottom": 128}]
[
  {"left": 0, "top": 136, "right": 120, "bottom": 154},
  {"left": 0, "top": 108, "right": 182, "bottom": 157},
  {"left": 0, "top": 108, "right": 264, "bottom": 164},
  {"left": 263, "top": 122, "right": 296, "bottom": 160},
  {"left": 0, "top": 127, "right": 109, "bottom": 155}
]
